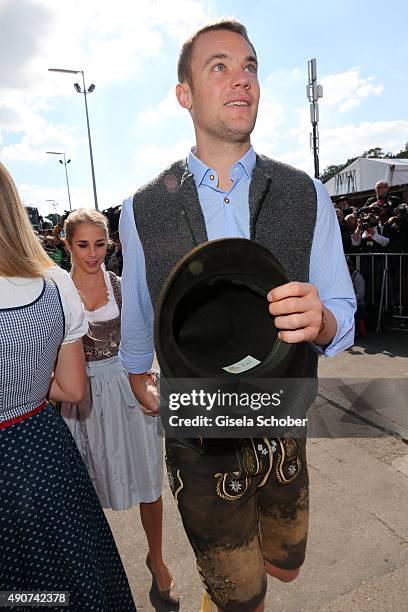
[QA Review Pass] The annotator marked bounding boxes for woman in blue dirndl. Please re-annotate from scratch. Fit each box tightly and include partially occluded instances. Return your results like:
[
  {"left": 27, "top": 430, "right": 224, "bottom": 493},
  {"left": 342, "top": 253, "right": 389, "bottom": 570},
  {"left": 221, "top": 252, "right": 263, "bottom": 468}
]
[{"left": 0, "top": 162, "right": 136, "bottom": 611}]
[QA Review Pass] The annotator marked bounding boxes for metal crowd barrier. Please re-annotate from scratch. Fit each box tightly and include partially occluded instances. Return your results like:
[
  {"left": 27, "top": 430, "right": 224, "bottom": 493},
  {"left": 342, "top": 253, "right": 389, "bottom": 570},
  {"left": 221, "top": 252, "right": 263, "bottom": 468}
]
[{"left": 345, "top": 252, "right": 408, "bottom": 332}]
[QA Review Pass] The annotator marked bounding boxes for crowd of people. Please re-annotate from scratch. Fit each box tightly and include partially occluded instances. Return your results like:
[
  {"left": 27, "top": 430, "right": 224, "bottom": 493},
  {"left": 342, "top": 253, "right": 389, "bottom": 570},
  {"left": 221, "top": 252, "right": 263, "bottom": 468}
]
[
  {"left": 334, "top": 180, "right": 408, "bottom": 255},
  {"left": 334, "top": 180, "right": 408, "bottom": 326}
]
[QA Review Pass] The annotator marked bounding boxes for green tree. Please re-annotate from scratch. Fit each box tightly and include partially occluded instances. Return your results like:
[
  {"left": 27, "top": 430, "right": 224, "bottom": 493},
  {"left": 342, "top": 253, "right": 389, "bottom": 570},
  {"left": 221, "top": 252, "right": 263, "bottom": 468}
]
[
  {"left": 319, "top": 142, "right": 408, "bottom": 183},
  {"left": 396, "top": 142, "right": 408, "bottom": 159},
  {"left": 320, "top": 164, "right": 344, "bottom": 183},
  {"left": 361, "top": 147, "right": 385, "bottom": 158},
  {"left": 320, "top": 156, "right": 357, "bottom": 183},
  {"left": 321, "top": 144, "right": 408, "bottom": 183}
]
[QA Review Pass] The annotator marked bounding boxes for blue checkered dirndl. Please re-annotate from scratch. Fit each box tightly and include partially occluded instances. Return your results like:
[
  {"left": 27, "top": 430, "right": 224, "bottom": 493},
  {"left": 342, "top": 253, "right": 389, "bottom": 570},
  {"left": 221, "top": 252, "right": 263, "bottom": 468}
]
[{"left": 0, "top": 279, "right": 136, "bottom": 611}]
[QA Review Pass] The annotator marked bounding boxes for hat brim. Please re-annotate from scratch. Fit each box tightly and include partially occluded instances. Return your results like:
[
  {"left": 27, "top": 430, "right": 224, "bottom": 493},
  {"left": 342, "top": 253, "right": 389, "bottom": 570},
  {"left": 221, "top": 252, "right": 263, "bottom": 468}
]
[{"left": 154, "top": 238, "right": 298, "bottom": 378}]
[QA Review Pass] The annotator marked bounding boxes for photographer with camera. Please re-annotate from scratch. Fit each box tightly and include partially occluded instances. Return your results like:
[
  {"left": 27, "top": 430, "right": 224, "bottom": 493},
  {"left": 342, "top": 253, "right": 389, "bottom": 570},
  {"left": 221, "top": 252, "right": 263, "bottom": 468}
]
[
  {"left": 363, "top": 180, "right": 401, "bottom": 222},
  {"left": 352, "top": 211, "right": 391, "bottom": 317},
  {"left": 334, "top": 196, "right": 353, "bottom": 216},
  {"left": 352, "top": 212, "right": 391, "bottom": 253},
  {"left": 341, "top": 212, "right": 359, "bottom": 252}
]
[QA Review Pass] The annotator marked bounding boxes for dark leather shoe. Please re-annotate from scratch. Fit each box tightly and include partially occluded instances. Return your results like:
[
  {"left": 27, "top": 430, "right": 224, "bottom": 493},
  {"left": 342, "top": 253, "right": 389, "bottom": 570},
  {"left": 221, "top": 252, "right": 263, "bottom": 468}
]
[{"left": 146, "top": 553, "right": 180, "bottom": 606}]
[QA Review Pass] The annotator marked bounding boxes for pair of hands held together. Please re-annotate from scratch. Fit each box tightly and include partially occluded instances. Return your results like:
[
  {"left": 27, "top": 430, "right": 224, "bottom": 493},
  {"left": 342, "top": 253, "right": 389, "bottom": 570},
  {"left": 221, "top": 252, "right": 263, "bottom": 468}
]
[{"left": 130, "top": 281, "right": 335, "bottom": 417}]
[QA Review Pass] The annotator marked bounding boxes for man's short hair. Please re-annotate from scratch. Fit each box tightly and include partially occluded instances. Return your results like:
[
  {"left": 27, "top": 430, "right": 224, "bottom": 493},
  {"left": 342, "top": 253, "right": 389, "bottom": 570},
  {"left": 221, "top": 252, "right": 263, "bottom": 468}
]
[
  {"left": 177, "top": 18, "right": 256, "bottom": 87},
  {"left": 375, "top": 180, "right": 389, "bottom": 189}
]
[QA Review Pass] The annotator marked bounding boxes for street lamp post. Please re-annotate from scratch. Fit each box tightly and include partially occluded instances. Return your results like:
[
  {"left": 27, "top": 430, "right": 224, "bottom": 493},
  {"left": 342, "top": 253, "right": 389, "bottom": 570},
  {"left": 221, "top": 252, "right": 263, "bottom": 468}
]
[
  {"left": 306, "top": 58, "right": 323, "bottom": 179},
  {"left": 46, "top": 151, "right": 72, "bottom": 211},
  {"left": 48, "top": 68, "right": 99, "bottom": 210}
]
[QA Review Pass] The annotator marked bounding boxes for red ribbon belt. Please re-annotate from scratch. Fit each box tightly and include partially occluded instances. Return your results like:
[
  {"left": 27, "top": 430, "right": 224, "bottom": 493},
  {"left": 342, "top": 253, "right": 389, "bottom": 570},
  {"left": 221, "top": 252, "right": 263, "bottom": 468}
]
[{"left": 0, "top": 399, "right": 48, "bottom": 430}]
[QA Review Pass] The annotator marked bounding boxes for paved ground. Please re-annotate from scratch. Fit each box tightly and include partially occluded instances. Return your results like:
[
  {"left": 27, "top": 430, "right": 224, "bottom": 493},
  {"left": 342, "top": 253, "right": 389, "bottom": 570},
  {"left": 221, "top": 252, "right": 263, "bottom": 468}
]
[{"left": 106, "top": 330, "right": 408, "bottom": 611}]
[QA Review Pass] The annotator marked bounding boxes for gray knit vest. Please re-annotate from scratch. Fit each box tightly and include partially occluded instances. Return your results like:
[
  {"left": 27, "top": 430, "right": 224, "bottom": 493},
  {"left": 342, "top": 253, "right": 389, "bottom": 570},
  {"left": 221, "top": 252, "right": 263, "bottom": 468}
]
[{"left": 133, "top": 154, "right": 318, "bottom": 379}]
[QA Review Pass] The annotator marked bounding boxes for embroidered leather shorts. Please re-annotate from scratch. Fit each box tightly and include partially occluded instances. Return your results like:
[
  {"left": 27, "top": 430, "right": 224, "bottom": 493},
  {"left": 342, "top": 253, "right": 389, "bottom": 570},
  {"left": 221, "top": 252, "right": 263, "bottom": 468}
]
[{"left": 165, "top": 436, "right": 309, "bottom": 612}]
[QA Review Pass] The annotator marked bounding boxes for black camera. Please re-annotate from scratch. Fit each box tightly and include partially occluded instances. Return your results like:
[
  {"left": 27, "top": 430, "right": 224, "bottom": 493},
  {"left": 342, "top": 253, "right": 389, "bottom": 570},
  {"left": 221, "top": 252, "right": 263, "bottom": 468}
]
[
  {"left": 397, "top": 204, "right": 408, "bottom": 217},
  {"left": 361, "top": 215, "right": 377, "bottom": 231}
]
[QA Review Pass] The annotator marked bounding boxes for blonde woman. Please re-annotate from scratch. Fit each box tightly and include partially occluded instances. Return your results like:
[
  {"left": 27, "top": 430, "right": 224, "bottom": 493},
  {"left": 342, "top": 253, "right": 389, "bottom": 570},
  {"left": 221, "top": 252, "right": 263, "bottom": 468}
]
[
  {"left": 0, "top": 164, "right": 136, "bottom": 611},
  {"left": 61, "top": 208, "right": 178, "bottom": 606}
]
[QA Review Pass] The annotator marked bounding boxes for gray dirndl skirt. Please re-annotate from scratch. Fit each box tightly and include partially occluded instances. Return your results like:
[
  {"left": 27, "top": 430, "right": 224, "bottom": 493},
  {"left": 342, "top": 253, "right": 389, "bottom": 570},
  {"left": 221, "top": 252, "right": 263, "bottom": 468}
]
[{"left": 61, "top": 356, "right": 163, "bottom": 511}]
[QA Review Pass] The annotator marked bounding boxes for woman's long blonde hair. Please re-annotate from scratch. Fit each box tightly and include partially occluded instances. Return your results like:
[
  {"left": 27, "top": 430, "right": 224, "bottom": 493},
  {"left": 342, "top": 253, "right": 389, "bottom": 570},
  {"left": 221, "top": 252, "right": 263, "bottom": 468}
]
[{"left": 0, "top": 162, "right": 53, "bottom": 277}]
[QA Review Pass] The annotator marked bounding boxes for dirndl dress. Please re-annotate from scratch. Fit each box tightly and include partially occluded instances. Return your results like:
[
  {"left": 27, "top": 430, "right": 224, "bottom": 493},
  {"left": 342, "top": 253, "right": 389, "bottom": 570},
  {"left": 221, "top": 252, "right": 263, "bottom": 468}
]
[
  {"left": 61, "top": 272, "right": 163, "bottom": 511},
  {"left": 0, "top": 278, "right": 136, "bottom": 611}
]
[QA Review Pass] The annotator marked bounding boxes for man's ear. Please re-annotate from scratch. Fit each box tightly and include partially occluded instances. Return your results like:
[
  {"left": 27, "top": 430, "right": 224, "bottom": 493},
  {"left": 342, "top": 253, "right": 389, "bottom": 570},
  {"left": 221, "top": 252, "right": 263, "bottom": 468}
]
[{"left": 176, "top": 82, "right": 192, "bottom": 111}]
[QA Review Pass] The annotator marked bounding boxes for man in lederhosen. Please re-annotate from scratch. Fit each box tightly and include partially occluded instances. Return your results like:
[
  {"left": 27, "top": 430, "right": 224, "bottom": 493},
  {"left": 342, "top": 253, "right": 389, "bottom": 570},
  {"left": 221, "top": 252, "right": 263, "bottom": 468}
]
[{"left": 119, "top": 19, "right": 356, "bottom": 612}]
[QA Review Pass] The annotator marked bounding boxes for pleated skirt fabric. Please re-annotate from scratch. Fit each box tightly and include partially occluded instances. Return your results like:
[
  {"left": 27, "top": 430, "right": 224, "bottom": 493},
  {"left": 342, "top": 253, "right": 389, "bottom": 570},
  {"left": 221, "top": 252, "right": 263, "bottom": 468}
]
[{"left": 61, "top": 356, "right": 163, "bottom": 511}]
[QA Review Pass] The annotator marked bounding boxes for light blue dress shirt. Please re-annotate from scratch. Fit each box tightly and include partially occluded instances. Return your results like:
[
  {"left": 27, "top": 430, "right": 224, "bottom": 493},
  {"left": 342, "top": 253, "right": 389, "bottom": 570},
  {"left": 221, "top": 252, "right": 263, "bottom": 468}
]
[{"left": 119, "top": 147, "right": 356, "bottom": 374}]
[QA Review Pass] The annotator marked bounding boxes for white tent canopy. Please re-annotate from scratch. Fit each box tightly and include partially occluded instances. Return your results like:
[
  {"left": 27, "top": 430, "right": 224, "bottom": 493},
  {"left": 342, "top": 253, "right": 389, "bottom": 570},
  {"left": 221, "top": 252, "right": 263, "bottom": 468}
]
[{"left": 324, "top": 157, "right": 408, "bottom": 197}]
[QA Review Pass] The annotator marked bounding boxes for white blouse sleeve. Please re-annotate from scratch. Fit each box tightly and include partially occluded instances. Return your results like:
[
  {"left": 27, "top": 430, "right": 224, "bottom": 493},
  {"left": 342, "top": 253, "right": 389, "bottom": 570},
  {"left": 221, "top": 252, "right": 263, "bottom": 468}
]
[{"left": 46, "top": 266, "right": 88, "bottom": 344}]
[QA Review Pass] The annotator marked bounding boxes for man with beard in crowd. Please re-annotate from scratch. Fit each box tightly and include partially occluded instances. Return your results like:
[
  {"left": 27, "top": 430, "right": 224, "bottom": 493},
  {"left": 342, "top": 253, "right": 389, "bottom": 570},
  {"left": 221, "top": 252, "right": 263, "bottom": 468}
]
[{"left": 364, "top": 180, "right": 401, "bottom": 221}]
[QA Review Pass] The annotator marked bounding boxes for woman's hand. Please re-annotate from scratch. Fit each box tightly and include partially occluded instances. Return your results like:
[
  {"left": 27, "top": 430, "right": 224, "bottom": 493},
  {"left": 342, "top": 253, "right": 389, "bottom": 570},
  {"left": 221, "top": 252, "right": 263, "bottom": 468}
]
[{"left": 129, "top": 372, "right": 159, "bottom": 416}]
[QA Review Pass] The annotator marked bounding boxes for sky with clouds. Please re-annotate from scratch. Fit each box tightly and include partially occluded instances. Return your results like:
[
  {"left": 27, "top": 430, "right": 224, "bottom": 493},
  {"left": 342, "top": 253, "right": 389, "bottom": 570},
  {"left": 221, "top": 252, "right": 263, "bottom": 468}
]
[{"left": 1, "top": 0, "right": 408, "bottom": 216}]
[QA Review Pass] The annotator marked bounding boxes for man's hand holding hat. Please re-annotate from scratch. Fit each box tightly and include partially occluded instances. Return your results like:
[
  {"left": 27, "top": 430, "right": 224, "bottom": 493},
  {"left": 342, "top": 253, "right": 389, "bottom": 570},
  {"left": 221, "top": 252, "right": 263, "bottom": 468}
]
[{"left": 268, "top": 281, "right": 337, "bottom": 347}]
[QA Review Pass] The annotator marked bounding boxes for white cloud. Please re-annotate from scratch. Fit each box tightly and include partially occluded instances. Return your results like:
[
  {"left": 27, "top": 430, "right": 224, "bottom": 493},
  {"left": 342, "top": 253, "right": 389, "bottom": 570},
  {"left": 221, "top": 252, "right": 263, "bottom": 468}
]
[
  {"left": 1, "top": 0, "right": 213, "bottom": 94},
  {"left": 289, "top": 67, "right": 302, "bottom": 79},
  {"left": 338, "top": 98, "right": 360, "bottom": 113},
  {"left": 17, "top": 181, "right": 124, "bottom": 216},
  {"left": 0, "top": 0, "right": 213, "bottom": 164},
  {"left": 132, "top": 88, "right": 195, "bottom": 181},
  {"left": 17, "top": 182, "right": 90, "bottom": 216},
  {"left": 2, "top": 113, "right": 79, "bottom": 164},
  {"left": 277, "top": 148, "right": 314, "bottom": 173},
  {"left": 265, "top": 66, "right": 304, "bottom": 86},
  {"left": 253, "top": 90, "right": 285, "bottom": 144},
  {"left": 252, "top": 69, "right": 405, "bottom": 176},
  {"left": 319, "top": 120, "right": 408, "bottom": 169},
  {"left": 321, "top": 67, "right": 383, "bottom": 114},
  {"left": 0, "top": 0, "right": 52, "bottom": 90},
  {"left": 132, "top": 138, "right": 193, "bottom": 185},
  {"left": 137, "top": 88, "right": 185, "bottom": 126},
  {"left": 265, "top": 117, "right": 408, "bottom": 178}
]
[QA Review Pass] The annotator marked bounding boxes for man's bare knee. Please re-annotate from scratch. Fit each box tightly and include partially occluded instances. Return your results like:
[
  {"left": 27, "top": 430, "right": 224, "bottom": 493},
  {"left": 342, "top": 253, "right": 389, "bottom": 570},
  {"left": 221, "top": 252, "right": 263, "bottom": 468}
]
[{"left": 264, "top": 560, "right": 300, "bottom": 583}]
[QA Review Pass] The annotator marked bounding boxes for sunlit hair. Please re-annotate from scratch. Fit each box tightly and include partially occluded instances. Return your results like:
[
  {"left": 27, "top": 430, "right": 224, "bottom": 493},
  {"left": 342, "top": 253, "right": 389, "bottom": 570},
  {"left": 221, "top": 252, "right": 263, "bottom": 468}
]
[
  {"left": 177, "top": 18, "right": 257, "bottom": 88},
  {"left": 64, "top": 208, "right": 109, "bottom": 245},
  {"left": 0, "top": 162, "right": 53, "bottom": 277}
]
